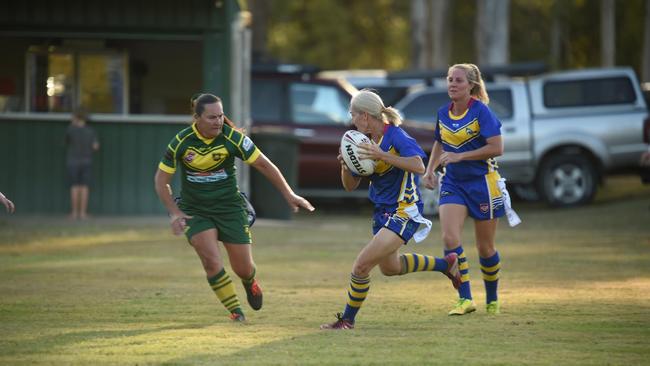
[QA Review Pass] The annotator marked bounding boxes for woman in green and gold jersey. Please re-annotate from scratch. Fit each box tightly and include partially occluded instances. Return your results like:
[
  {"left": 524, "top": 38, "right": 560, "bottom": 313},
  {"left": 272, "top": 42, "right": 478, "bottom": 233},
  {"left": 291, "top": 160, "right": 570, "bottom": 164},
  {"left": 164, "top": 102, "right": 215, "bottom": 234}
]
[{"left": 154, "top": 93, "right": 314, "bottom": 322}]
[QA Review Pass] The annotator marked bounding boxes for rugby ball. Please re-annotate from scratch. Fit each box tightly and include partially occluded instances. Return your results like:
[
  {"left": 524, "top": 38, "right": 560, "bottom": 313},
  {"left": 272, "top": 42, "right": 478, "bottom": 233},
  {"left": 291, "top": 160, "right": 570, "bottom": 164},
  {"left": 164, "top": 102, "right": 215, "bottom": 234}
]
[{"left": 340, "top": 130, "right": 375, "bottom": 176}]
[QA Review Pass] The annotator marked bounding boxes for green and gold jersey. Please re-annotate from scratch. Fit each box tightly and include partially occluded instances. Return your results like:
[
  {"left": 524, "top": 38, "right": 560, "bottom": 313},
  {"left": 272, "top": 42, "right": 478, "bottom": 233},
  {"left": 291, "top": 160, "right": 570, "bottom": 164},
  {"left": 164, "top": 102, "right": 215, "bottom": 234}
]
[{"left": 159, "top": 123, "right": 260, "bottom": 214}]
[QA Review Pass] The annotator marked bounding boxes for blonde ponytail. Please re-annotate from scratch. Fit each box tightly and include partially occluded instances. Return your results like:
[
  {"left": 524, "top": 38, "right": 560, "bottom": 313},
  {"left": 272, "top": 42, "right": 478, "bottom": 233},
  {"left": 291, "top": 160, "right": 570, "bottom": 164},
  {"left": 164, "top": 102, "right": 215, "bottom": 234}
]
[
  {"left": 351, "top": 89, "right": 403, "bottom": 126},
  {"left": 381, "top": 106, "right": 402, "bottom": 126}
]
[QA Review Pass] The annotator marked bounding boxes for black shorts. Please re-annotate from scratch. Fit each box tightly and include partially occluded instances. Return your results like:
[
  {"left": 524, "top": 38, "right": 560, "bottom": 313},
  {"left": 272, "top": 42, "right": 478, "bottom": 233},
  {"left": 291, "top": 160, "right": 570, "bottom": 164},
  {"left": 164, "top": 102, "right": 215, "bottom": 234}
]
[{"left": 67, "top": 162, "right": 93, "bottom": 186}]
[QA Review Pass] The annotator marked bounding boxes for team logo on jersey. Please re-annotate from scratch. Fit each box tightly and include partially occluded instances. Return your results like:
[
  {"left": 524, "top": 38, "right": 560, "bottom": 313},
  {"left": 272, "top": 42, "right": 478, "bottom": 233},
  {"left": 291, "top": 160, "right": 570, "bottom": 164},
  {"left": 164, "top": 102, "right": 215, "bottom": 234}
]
[
  {"left": 182, "top": 146, "right": 228, "bottom": 171},
  {"left": 212, "top": 152, "right": 225, "bottom": 161},
  {"left": 242, "top": 136, "right": 254, "bottom": 151},
  {"left": 465, "top": 127, "right": 476, "bottom": 136}
]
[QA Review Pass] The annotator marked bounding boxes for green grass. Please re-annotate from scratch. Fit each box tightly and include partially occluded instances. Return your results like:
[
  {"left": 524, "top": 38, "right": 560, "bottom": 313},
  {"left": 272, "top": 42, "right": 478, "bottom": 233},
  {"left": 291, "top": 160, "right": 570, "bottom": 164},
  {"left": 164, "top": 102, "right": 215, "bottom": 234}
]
[{"left": 1, "top": 177, "right": 649, "bottom": 365}]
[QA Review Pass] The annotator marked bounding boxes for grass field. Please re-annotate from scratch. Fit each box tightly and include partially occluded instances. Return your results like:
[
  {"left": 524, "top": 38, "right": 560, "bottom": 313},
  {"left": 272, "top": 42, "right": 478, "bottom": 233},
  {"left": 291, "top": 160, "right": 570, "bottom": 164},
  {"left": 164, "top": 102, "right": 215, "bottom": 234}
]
[{"left": 1, "top": 177, "right": 649, "bottom": 365}]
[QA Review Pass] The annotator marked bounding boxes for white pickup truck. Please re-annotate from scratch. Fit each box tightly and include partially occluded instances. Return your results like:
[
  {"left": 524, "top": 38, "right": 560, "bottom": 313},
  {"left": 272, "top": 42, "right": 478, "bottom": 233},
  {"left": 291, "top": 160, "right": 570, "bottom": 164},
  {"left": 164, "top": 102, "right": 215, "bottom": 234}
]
[{"left": 396, "top": 67, "right": 649, "bottom": 207}]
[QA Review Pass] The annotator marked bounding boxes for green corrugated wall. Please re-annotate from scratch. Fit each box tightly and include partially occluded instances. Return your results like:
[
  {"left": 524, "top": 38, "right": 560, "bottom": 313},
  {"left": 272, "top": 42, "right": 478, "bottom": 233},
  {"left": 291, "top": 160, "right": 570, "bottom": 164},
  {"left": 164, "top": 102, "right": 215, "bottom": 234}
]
[
  {"left": 0, "top": 0, "right": 243, "bottom": 215},
  {"left": 0, "top": 119, "right": 187, "bottom": 215}
]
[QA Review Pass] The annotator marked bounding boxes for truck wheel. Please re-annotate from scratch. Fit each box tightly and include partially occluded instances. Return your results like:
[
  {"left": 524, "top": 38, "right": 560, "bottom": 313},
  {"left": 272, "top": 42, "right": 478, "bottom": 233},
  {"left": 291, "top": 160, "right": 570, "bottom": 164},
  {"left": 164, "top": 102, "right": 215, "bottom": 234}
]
[
  {"left": 537, "top": 153, "right": 598, "bottom": 207},
  {"left": 511, "top": 184, "right": 540, "bottom": 202}
]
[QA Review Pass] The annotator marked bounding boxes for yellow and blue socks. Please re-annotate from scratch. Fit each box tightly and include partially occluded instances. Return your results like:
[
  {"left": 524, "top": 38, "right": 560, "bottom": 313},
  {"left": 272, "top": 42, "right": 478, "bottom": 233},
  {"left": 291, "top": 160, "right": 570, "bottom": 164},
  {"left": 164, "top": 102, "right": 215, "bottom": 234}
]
[
  {"left": 480, "top": 251, "right": 501, "bottom": 303},
  {"left": 399, "top": 253, "right": 449, "bottom": 274},
  {"left": 446, "top": 245, "right": 472, "bottom": 300},
  {"left": 341, "top": 273, "right": 370, "bottom": 323},
  {"left": 208, "top": 268, "right": 244, "bottom": 316}
]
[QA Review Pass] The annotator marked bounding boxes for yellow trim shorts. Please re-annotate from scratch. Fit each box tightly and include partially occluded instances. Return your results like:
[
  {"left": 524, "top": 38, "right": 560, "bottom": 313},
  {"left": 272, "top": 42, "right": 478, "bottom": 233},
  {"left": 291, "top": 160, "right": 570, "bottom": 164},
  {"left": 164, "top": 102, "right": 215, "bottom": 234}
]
[{"left": 439, "top": 171, "right": 505, "bottom": 220}]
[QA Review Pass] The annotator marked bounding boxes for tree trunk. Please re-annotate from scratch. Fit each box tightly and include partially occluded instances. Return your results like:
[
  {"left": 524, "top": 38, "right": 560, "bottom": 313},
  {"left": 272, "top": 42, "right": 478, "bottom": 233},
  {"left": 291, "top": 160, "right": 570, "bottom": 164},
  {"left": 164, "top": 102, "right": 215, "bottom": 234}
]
[
  {"left": 642, "top": 0, "right": 650, "bottom": 82},
  {"left": 411, "top": 0, "right": 429, "bottom": 69},
  {"left": 476, "top": 0, "right": 510, "bottom": 66},
  {"left": 550, "top": 0, "right": 562, "bottom": 69},
  {"left": 431, "top": 0, "right": 451, "bottom": 69},
  {"left": 249, "top": 0, "right": 270, "bottom": 62},
  {"left": 600, "top": 0, "right": 616, "bottom": 67}
]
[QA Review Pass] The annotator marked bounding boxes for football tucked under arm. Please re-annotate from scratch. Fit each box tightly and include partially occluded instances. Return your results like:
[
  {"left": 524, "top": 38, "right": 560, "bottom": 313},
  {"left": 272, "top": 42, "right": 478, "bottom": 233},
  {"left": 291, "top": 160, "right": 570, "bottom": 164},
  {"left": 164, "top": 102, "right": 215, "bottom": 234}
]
[{"left": 340, "top": 130, "right": 375, "bottom": 176}]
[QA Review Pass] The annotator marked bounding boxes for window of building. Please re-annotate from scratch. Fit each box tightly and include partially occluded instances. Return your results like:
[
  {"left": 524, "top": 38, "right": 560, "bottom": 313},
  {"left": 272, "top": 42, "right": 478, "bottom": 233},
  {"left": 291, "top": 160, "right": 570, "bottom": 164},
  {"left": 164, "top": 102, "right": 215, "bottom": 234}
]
[{"left": 26, "top": 46, "right": 128, "bottom": 114}]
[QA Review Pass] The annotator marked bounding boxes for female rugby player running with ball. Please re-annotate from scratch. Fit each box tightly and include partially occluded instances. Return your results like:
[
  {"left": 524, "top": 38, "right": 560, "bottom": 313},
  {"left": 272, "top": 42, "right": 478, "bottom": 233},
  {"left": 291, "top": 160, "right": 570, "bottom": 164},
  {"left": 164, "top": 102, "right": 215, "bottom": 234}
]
[{"left": 320, "top": 90, "right": 461, "bottom": 330}]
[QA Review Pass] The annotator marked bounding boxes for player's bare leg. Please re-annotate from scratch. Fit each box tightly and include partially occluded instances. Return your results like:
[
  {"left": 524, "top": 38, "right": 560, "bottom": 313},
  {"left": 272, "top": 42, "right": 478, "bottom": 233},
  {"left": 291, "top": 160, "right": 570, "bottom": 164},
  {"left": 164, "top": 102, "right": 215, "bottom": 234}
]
[
  {"left": 79, "top": 185, "right": 89, "bottom": 220},
  {"left": 70, "top": 186, "right": 81, "bottom": 220}
]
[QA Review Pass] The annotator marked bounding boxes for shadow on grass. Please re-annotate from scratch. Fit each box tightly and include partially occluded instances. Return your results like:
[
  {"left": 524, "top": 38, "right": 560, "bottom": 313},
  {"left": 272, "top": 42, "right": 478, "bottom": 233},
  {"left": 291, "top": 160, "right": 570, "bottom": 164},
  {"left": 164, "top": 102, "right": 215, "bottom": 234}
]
[
  {"left": 161, "top": 300, "right": 650, "bottom": 366},
  {"left": 0, "top": 322, "right": 213, "bottom": 356}
]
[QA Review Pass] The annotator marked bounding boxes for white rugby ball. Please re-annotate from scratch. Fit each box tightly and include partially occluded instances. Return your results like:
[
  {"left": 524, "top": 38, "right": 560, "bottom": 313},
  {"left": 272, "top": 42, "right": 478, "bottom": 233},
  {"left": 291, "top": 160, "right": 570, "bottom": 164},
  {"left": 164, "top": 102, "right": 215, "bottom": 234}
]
[{"left": 340, "top": 130, "right": 375, "bottom": 176}]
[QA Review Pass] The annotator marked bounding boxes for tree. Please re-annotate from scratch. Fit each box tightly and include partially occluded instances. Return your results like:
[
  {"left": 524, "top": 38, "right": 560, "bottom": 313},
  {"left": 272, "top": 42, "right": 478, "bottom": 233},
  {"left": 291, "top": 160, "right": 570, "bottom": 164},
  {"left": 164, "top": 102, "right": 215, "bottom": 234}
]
[
  {"left": 601, "top": 0, "right": 616, "bottom": 67},
  {"left": 258, "top": 0, "right": 646, "bottom": 76},
  {"left": 410, "top": 0, "right": 429, "bottom": 69},
  {"left": 249, "top": 0, "right": 271, "bottom": 62},
  {"left": 431, "top": 0, "right": 451, "bottom": 69},
  {"left": 550, "top": 0, "right": 564, "bottom": 69},
  {"left": 410, "top": 0, "right": 451, "bottom": 70},
  {"left": 476, "top": 0, "right": 510, "bottom": 66},
  {"left": 643, "top": 0, "right": 650, "bottom": 81},
  {"left": 266, "top": 0, "right": 410, "bottom": 70}
]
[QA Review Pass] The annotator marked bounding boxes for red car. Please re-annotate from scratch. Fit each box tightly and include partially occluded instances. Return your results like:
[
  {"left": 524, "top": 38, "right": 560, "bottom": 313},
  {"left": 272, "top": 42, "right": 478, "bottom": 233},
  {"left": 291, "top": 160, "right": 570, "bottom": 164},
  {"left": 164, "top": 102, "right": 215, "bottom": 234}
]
[{"left": 251, "top": 66, "right": 435, "bottom": 200}]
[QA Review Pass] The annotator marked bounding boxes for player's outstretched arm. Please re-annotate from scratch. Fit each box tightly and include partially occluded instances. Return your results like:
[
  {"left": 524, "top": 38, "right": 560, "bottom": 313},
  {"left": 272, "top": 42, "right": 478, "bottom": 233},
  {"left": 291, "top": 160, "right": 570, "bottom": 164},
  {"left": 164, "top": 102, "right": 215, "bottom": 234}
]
[{"left": 251, "top": 154, "right": 315, "bottom": 213}]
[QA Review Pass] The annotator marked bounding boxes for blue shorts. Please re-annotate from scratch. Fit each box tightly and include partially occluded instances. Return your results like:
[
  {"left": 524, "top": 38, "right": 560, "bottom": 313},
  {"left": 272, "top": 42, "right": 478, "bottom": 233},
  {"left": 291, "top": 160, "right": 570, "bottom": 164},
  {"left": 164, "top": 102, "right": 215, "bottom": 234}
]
[
  {"left": 372, "top": 204, "right": 422, "bottom": 244},
  {"left": 439, "top": 171, "right": 505, "bottom": 220}
]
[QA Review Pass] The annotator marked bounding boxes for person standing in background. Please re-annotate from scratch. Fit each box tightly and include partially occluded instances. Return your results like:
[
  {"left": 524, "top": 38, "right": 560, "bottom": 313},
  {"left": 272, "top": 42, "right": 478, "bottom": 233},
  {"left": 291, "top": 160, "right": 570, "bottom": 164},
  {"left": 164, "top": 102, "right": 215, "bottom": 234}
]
[{"left": 65, "top": 108, "right": 99, "bottom": 220}]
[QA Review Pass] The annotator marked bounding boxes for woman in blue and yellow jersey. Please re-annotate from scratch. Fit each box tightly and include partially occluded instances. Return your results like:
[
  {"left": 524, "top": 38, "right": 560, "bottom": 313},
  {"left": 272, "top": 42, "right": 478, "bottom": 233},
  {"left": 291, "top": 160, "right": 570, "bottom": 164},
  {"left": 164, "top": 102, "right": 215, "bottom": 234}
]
[
  {"left": 154, "top": 94, "right": 314, "bottom": 322},
  {"left": 321, "top": 90, "right": 461, "bottom": 330},
  {"left": 423, "top": 63, "right": 508, "bottom": 316}
]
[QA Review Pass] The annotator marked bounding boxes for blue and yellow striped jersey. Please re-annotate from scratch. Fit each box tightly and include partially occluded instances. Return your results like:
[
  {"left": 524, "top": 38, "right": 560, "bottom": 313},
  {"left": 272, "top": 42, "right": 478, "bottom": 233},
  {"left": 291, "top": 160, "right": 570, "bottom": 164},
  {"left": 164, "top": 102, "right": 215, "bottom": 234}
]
[
  {"left": 368, "top": 124, "right": 426, "bottom": 209},
  {"left": 435, "top": 99, "right": 502, "bottom": 181}
]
